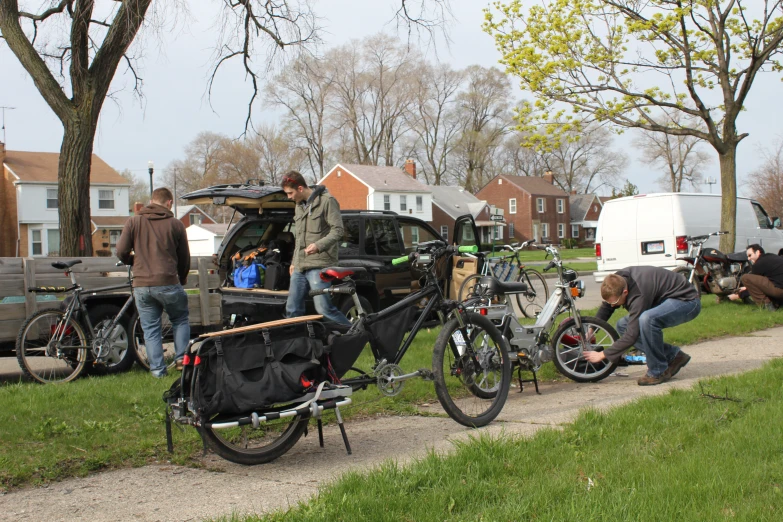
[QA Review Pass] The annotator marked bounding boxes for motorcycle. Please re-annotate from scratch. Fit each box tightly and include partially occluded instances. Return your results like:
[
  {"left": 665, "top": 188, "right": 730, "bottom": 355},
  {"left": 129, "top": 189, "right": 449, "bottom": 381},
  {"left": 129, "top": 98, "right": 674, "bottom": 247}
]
[{"left": 674, "top": 230, "right": 751, "bottom": 300}]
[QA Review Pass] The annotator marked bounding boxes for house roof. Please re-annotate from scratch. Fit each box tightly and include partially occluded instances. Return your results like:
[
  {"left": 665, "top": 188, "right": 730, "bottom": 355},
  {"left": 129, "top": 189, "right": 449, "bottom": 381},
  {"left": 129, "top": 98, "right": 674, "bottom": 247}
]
[
  {"left": 431, "top": 185, "right": 488, "bottom": 220},
  {"left": 330, "top": 163, "right": 431, "bottom": 193},
  {"left": 569, "top": 194, "right": 600, "bottom": 221},
  {"left": 194, "top": 223, "right": 234, "bottom": 235},
  {"left": 497, "top": 175, "right": 568, "bottom": 197},
  {"left": 176, "top": 205, "right": 214, "bottom": 221},
  {"left": 2, "top": 150, "right": 128, "bottom": 184}
]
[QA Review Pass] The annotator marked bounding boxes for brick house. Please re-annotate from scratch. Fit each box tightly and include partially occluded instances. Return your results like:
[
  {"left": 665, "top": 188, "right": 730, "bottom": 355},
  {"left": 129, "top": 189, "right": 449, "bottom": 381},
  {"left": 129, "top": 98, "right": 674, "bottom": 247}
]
[
  {"left": 569, "top": 193, "right": 603, "bottom": 246},
  {"left": 176, "top": 205, "right": 216, "bottom": 228},
  {"left": 0, "top": 143, "right": 130, "bottom": 257},
  {"left": 318, "top": 160, "right": 432, "bottom": 221},
  {"left": 430, "top": 185, "right": 502, "bottom": 244},
  {"left": 475, "top": 172, "right": 570, "bottom": 243}
]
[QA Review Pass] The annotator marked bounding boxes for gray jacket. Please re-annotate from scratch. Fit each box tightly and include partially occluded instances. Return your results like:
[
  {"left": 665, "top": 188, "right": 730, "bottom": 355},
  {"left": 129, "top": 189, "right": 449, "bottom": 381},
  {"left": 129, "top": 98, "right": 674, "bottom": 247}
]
[
  {"left": 596, "top": 266, "right": 699, "bottom": 362},
  {"left": 293, "top": 186, "right": 344, "bottom": 271}
]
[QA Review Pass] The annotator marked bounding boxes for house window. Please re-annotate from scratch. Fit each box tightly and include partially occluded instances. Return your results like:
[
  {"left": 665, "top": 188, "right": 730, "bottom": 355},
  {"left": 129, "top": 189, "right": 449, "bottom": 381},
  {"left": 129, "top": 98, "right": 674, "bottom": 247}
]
[
  {"left": 558, "top": 223, "right": 565, "bottom": 238},
  {"left": 98, "top": 190, "right": 115, "bottom": 209},
  {"left": 411, "top": 227, "right": 420, "bottom": 244},
  {"left": 537, "top": 198, "right": 545, "bottom": 213},
  {"left": 557, "top": 199, "right": 564, "bottom": 214},
  {"left": 416, "top": 195, "right": 423, "bottom": 212},
  {"left": 572, "top": 224, "right": 580, "bottom": 238},
  {"left": 383, "top": 194, "right": 391, "bottom": 211},
  {"left": 509, "top": 198, "right": 517, "bottom": 214},
  {"left": 31, "top": 230, "right": 42, "bottom": 255},
  {"left": 47, "top": 229, "right": 60, "bottom": 256},
  {"left": 400, "top": 195, "right": 407, "bottom": 212},
  {"left": 541, "top": 223, "right": 549, "bottom": 241},
  {"left": 46, "top": 188, "right": 58, "bottom": 209},
  {"left": 440, "top": 225, "right": 448, "bottom": 240},
  {"left": 189, "top": 213, "right": 202, "bottom": 226},
  {"left": 509, "top": 223, "right": 515, "bottom": 237}
]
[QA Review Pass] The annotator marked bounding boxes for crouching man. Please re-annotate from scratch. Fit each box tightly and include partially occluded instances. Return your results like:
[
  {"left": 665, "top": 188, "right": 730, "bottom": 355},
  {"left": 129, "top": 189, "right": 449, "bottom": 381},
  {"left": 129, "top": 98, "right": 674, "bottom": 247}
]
[
  {"left": 583, "top": 266, "right": 701, "bottom": 386},
  {"left": 728, "top": 244, "right": 783, "bottom": 311}
]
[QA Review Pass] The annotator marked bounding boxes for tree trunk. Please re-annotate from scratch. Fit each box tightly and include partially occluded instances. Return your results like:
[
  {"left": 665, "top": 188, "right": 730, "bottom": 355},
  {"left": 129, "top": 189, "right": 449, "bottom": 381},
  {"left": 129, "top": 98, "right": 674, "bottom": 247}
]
[
  {"left": 718, "top": 144, "right": 738, "bottom": 254},
  {"left": 58, "top": 119, "right": 97, "bottom": 256}
]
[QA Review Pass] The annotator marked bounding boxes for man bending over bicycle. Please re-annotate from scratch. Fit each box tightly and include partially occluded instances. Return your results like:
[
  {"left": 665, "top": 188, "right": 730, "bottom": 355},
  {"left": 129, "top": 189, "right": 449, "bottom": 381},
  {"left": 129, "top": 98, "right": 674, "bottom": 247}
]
[
  {"left": 583, "top": 266, "right": 700, "bottom": 386},
  {"left": 116, "top": 187, "right": 191, "bottom": 378}
]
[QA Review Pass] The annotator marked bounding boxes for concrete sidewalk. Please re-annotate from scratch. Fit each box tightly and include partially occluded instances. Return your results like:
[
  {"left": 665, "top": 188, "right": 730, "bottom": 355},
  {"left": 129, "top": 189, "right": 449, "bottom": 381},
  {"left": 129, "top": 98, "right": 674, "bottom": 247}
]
[{"left": 1, "top": 327, "right": 781, "bottom": 522}]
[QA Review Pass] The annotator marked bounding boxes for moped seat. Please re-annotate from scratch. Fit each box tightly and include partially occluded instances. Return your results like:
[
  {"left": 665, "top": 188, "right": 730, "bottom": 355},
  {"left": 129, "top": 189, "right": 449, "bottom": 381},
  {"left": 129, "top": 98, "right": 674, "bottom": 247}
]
[
  {"left": 477, "top": 276, "right": 529, "bottom": 296},
  {"left": 726, "top": 251, "right": 749, "bottom": 262}
]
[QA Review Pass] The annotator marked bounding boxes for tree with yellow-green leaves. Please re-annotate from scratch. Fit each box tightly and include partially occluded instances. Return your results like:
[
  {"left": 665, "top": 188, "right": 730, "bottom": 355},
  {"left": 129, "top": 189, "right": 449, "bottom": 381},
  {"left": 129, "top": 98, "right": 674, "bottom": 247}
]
[{"left": 484, "top": 0, "right": 783, "bottom": 253}]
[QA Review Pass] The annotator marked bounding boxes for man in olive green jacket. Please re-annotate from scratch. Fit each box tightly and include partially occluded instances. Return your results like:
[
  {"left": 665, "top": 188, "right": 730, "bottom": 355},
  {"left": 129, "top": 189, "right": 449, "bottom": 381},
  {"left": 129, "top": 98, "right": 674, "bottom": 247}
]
[{"left": 282, "top": 171, "right": 351, "bottom": 325}]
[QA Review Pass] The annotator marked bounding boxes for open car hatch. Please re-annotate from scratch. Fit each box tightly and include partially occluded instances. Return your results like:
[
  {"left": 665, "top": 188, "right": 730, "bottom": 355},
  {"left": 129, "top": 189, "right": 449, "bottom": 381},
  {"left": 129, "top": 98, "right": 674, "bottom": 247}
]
[{"left": 181, "top": 184, "right": 294, "bottom": 215}]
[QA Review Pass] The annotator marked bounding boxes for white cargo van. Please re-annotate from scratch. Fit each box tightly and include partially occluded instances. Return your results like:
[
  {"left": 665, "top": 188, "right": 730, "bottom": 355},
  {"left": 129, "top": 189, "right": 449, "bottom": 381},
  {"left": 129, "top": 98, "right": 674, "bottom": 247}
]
[{"left": 594, "top": 193, "right": 783, "bottom": 282}]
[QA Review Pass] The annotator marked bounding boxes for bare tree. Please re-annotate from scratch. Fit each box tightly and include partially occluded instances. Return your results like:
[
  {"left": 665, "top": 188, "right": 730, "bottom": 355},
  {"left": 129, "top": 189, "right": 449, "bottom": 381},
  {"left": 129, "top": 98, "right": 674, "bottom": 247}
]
[
  {"left": 452, "top": 66, "right": 512, "bottom": 192},
  {"left": 250, "top": 124, "right": 309, "bottom": 184},
  {"left": 118, "top": 169, "right": 150, "bottom": 210},
  {"left": 492, "top": 131, "right": 548, "bottom": 179},
  {"left": 748, "top": 139, "right": 783, "bottom": 222},
  {"left": 635, "top": 111, "right": 711, "bottom": 192},
  {"left": 404, "top": 63, "right": 464, "bottom": 185}
]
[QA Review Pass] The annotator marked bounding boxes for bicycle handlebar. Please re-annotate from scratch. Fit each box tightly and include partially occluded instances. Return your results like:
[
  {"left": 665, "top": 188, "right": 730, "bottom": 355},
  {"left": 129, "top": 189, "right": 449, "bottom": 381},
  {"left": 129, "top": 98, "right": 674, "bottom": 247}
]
[
  {"left": 686, "top": 230, "right": 729, "bottom": 242},
  {"left": 391, "top": 244, "right": 478, "bottom": 266},
  {"left": 308, "top": 285, "right": 356, "bottom": 297},
  {"left": 29, "top": 286, "right": 71, "bottom": 293}
]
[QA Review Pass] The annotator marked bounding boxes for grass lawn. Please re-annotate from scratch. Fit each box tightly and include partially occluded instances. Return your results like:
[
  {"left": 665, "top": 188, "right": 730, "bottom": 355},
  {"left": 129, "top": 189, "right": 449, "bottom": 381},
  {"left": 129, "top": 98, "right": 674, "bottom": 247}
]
[
  {"left": 2, "top": 295, "right": 782, "bottom": 492},
  {"left": 247, "top": 359, "right": 783, "bottom": 522}
]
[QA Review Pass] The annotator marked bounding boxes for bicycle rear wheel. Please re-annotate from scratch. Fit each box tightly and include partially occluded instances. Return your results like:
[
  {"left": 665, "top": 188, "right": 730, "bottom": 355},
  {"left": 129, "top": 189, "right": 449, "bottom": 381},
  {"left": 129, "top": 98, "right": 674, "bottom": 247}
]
[
  {"left": 16, "top": 310, "right": 89, "bottom": 384},
  {"left": 458, "top": 274, "right": 484, "bottom": 301},
  {"left": 198, "top": 413, "right": 309, "bottom": 465},
  {"left": 516, "top": 269, "right": 549, "bottom": 318},
  {"left": 432, "top": 313, "right": 510, "bottom": 427}
]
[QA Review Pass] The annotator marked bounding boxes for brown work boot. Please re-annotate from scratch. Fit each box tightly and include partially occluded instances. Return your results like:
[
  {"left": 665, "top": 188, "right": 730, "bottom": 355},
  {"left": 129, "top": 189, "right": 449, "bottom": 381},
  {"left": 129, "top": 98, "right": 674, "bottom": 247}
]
[
  {"left": 665, "top": 351, "right": 691, "bottom": 379},
  {"left": 637, "top": 372, "right": 671, "bottom": 386},
  {"left": 175, "top": 359, "right": 184, "bottom": 371},
  {"left": 765, "top": 300, "right": 779, "bottom": 312}
]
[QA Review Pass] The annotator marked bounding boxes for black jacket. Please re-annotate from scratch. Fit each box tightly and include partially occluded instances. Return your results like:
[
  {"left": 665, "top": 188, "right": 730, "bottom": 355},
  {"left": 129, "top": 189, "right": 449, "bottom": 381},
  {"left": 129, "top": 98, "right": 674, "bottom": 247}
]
[
  {"left": 596, "top": 266, "right": 699, "bottom": 362},
  {"left": 750, "top": 253, "right": 783, "bottom": 288}
]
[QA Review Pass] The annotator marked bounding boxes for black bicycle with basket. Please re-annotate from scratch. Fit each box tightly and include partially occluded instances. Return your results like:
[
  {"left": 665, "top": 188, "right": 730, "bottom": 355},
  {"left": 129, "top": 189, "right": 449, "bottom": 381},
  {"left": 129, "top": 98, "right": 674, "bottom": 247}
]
[{"left": 163, "top": 240, "right": 512, "bottom": 465}]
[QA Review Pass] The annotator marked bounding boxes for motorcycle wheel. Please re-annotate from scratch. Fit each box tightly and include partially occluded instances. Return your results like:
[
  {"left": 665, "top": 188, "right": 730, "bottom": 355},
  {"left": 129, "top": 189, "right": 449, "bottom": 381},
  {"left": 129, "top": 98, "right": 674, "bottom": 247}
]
[
  {"left": 198, "top": 414, "right": 309, "bottom": 465},
  {"left": 551, "top": 316, "right": 619, "bottom": 383},
  {"left": 673, "top": 266, "right": 701, "bottom": 296}
]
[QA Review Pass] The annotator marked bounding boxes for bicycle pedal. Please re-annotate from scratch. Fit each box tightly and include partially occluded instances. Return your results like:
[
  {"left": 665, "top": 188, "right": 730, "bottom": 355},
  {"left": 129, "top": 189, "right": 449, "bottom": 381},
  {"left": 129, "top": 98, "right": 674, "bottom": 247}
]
[{"left": 417, "top": 369, "right": 434, "bottom": 380}]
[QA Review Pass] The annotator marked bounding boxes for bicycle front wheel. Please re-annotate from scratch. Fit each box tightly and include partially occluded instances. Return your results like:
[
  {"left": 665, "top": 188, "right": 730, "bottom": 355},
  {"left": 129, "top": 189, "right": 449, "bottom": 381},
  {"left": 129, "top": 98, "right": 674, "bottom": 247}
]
[
  {"left": 16, "top": 310, "right": 89, "bottom": 384},
  {"left": 433, "top": 313, "right": 510, "bottom": 427},
  {"left": 516, "top": 269, "right": 549, "bottom": 318},
  {"left": 198, "top": 414, "right": 309, "bottom": 465}
]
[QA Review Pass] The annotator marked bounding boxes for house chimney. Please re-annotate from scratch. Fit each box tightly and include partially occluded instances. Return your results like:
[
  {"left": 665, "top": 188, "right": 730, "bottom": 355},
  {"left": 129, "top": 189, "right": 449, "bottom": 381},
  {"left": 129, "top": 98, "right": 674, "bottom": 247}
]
[
  {"left": 133, "top": 202, "right": 144, "bottom": 214},
  {"left": 571, "top": 189, "right": 577, "bottom": 195},
  {"left": 543, "top": 170, "right": 554, "bottom": 184},
  {"left": 404, "top": 159, "right": 416, "bottom": 179}
]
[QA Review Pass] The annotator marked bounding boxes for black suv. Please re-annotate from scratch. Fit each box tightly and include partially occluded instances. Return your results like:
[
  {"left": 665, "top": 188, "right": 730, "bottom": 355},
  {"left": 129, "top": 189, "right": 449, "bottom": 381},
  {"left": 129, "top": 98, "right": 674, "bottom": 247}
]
[{"left": 182, "top": 183, "right": 482, "bottom": 326}]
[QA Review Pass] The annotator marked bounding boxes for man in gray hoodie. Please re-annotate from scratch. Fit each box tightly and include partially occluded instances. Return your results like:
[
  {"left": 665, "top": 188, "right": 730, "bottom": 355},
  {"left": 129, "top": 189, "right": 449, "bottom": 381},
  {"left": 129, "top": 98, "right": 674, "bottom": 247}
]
[
  {"left": 583, "top": 266, "right": 701, "bottom": 386},
  {"left": 116, "top": 187, "right": 191, "bottom": 377}
]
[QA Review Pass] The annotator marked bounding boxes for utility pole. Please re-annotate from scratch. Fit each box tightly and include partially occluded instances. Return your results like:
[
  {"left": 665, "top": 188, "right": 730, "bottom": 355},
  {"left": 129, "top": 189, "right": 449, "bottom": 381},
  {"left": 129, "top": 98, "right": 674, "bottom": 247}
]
[
  {"left": 0, "top": 106, "right": 16, "bottom": 145},
  {"left": 704, "top": 177, "right": 717, "bottom": 193}
]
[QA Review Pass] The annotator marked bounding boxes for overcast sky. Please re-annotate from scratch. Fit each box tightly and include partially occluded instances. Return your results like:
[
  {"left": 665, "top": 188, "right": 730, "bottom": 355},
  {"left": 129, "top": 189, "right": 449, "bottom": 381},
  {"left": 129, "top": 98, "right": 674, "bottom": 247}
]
[{"left": 1, "top": 1, "right": 780, "bottom": 196}]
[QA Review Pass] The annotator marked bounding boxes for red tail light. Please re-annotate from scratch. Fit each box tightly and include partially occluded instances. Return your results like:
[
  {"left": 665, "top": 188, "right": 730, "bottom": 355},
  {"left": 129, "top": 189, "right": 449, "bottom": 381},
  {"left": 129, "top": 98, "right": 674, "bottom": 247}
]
[
  {"left": 676, "top": 236, "right": 688, "bottom": 254},
  {"left": 479, "top": 308, "right": 488, "bottom": 316},
  {"left": 183, "top": 354, "right": 191, "bottom": 366},
  {"left": 595, "top": 243, "right": 602, "bottom": 260},
  {"left": 194, "top": 355, "right": 202, "bottom": 366}
]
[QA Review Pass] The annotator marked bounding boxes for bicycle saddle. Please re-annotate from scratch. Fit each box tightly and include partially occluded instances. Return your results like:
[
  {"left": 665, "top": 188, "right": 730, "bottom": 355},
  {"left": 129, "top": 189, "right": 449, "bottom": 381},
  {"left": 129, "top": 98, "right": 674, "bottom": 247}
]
[
  {"left": 320, "top": 266, "right": 368, "bottom": 281},
  {"left": 477, "top": 275, "right": 528, "bottom": 296},
  {"left": 51, "top": 260, "right": 83, "bottom": 270}
]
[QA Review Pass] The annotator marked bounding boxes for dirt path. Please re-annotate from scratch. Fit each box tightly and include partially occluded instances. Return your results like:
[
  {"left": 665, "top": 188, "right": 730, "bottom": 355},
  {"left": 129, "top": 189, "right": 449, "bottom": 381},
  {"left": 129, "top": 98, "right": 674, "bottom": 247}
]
[{"left": 2, "top": 327, "right": 781, "bottom": 522}]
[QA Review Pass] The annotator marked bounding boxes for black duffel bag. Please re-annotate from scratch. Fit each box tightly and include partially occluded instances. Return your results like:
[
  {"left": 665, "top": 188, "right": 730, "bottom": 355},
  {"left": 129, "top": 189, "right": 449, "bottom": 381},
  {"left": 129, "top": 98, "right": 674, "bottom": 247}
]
[{"left": 194, "top": 321, "right": 328, "bottom": 417}]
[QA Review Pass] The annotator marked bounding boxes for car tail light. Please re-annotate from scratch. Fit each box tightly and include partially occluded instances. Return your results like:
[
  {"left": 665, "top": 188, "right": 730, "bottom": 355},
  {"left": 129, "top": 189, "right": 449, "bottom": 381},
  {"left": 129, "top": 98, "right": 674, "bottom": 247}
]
[
  {"left": 595, "top": 243, "right": 602, "bottom": 260},
  {"left": 676, "top": 236, "right": 688, "bottom": 254}
]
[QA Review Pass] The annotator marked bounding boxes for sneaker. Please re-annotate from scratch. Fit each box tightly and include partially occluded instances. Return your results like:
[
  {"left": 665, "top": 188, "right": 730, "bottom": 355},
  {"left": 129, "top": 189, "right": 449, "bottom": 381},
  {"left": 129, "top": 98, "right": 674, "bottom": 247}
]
[
  {"left": 765, "top": 301, "right": 779, "bottom": 312},
  {"left": 637, "top": 373, "right": 670, "bottom": 386},
  {"left": 665, "top": 351, "right": 691, "bottom": 379},
  {"left": 152, "top": 370, "right": 168, "bottom": 379}
]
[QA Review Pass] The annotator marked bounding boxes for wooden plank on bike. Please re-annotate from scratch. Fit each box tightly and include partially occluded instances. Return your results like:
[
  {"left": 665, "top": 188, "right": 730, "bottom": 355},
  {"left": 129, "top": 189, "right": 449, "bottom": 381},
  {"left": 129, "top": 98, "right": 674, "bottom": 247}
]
[
  {"left": 199, "top": 315, "right": 324, "bottom": 338},
  {"left": 23, "top": 258, "right": 36, "bottom": 317}
]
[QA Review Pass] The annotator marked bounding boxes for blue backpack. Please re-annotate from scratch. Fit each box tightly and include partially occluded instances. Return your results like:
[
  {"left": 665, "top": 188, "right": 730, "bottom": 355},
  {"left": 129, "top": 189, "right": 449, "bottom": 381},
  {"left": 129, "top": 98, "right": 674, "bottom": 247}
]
[{"left": 233, "top": 264, "right": 261, "bottom": 288}]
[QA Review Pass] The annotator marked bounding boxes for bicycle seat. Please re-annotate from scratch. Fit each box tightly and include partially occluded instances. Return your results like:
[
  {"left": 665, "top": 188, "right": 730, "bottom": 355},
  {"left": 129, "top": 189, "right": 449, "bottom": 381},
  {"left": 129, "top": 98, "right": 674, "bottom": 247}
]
[
  {"left": 51, "top": 260, "right": 83, "bottom": 270},
  {"left": 320, "top": 266, "right": 367, "bottom": 281},
  {"left": 727, "top": 251, "right": 749, "bottom": 262},
  {"left": 477, "top": 276, "right": 528, "bottom": 296}
]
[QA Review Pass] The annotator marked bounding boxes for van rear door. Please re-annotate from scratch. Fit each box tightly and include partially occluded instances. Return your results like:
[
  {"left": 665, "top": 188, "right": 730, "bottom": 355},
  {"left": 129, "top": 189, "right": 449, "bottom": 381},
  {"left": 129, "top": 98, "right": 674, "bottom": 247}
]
[
  {"left": 636, "top": 195, "right": 675, "bottom": 268},
  {"left": 596, "top": 198, "right": 640, "bottom": 272}
]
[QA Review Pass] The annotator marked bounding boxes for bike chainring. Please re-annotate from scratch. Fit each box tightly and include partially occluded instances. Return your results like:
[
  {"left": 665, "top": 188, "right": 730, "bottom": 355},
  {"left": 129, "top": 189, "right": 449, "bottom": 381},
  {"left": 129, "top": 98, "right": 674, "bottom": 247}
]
[{"left": 376, "top": 363, "right": 405, "bottom": 397}]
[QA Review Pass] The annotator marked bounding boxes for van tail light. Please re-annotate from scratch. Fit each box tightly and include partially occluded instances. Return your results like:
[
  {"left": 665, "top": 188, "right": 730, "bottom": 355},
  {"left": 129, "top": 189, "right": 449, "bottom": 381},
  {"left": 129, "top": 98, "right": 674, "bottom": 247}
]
[
  {"left": 595, "top": 243, "right": 602, "bottom": 260},
  {"left": 676, "top": 236, "right": 688, "bottom": 254}
]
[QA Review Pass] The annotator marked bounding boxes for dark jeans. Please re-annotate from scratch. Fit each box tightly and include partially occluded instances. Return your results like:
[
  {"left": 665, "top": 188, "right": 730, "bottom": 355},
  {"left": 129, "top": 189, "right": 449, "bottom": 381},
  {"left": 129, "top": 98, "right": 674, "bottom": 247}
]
[
  {"left": 616, "top": 298, "right": 701, "bottom": 377},
  {"left": 134, "top": 284, "right": 190, "bottom": 377},
  {"left": 285, "top": 269, "right": 351, "bottom": 326}
]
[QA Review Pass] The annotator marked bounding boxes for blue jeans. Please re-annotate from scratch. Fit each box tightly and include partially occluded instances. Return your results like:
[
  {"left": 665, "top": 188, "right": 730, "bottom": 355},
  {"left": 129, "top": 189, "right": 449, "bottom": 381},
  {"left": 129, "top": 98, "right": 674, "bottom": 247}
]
[
  {"left": 616, "top": 298, "right": 701, "bottom": 377},
  {"left": 134, "top": 285, "right": 191, "bottom": 377},
  {"left": 286, "top": 269, "right": 351, "bottom": 326}
]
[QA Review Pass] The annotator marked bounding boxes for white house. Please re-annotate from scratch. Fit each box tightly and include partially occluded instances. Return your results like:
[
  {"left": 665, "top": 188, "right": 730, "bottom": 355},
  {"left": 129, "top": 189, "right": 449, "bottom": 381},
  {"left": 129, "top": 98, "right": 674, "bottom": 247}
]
[
  {"left": 318, "top": 160, "right": 433, "bottom": 222},
  {"left": 0, "top": 145, "right": 130, "bottom": 257},
  {"left": 187, "top": 223, "right": 234, "bottom": 256}
]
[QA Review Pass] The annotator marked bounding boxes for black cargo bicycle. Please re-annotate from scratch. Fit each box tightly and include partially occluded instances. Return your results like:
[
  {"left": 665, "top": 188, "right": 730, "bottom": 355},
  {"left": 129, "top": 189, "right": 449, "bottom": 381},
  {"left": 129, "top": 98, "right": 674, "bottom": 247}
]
[{"left": 165, "top": 241, "right": 512, "bottom": 465}]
